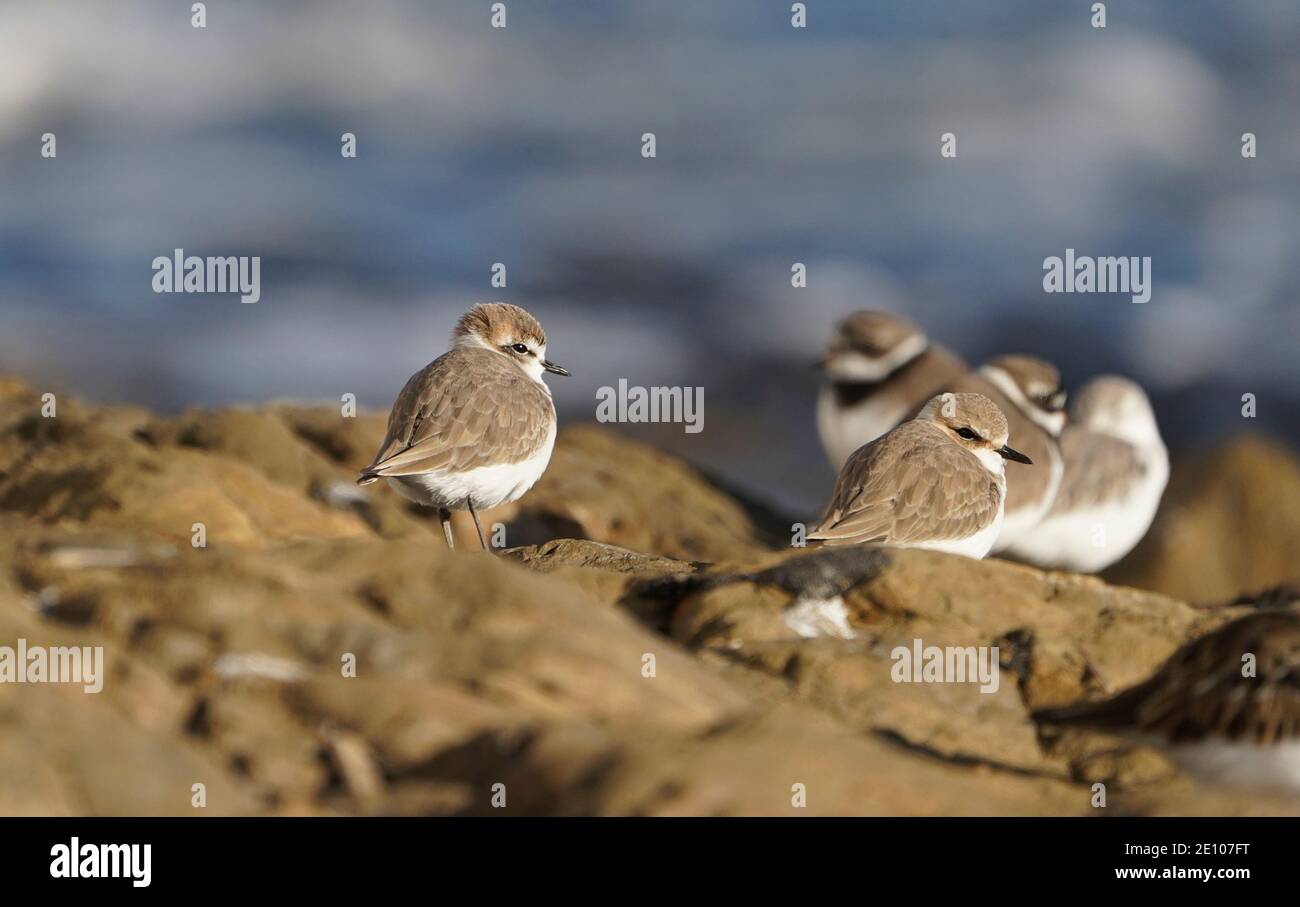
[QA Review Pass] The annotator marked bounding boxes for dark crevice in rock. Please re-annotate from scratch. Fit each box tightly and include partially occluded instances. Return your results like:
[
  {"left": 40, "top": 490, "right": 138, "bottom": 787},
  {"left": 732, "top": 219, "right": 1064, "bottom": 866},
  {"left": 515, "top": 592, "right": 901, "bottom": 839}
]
[
  {"left": 38, "top": 592, "right": 99, "bottom": 626},
  {"left": 184, "top": 697, "right": 213, "bottom": 738},
  {"left": 621, "top": 572, "right": 729, "bottom": 632},
  {"left": 355, "top": 582, "right": 391, "bottom": 616},
  {"left": 1218, "top": 582, "right": 1300, "bottom": 611},
  {"left": 994, "top": 627, "right": 1035, "bottom": 693},
  {"left": 683, "top": 614, "right": 736, "bottom": 650},
  {"left": 503, "top": 512, "right": 587, "bottom": 549},
  {"left": 873, "top": 729, "right": 1069, "bottom": 783},
  {"left": 288, "top": 424, "right": 353, "bottom": 464},
  {"left": 401, "top": 728, "right": 625, "bottom": 816},
  {"left": 624, "top": 547, "right": 890, "bottom": 636}
]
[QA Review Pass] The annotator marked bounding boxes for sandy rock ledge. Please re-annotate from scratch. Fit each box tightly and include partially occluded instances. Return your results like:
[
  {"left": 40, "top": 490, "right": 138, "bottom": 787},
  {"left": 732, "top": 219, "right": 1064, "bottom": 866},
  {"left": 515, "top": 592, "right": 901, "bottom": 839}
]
[{"left": 0, "top": 379, "right": 1297, "bottom": 815}]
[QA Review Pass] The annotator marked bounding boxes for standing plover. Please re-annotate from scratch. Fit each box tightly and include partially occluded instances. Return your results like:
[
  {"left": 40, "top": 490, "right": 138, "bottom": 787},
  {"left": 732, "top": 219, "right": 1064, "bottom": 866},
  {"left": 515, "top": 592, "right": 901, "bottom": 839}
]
[
  {"left": 808, "top": 392, "right": 1032, "bottom": 559},
  {"left": 1008, "top": 375, "right": 1168, "bottom": 572},
  {"left": 943, "top": 355, "right": 1066, "bottom": 552},
  {"left": 357, "top": 303, "right": 569, "bottom": 550},
  {"left": 1034, "top": 611, "right": 1300, "bottom": 794},
  {"left": 816, "top": 311, "right": 967, "bottom": 470}
]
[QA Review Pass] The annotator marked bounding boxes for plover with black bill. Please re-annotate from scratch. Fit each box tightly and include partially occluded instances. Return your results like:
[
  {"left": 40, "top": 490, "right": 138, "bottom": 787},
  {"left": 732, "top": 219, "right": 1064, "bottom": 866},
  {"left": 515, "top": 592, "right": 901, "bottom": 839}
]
[
  {"left": 808, "top": 392, "right": 1032, "bottom": 559},
  {"left": 816, "top": 310, "right": 967, "bottom": 470},
  {"left": 357, "top": 303, "right": 569, "bottom": 550},
  {"left": 942, "top": 355, "right": 1066, "bottom": 552},
  {"left": 1007, "top": 375, "right": 1168, "bottom": 571},
  {"left": 1034, "top": 611, "right": 1300, "bottom": 794}
]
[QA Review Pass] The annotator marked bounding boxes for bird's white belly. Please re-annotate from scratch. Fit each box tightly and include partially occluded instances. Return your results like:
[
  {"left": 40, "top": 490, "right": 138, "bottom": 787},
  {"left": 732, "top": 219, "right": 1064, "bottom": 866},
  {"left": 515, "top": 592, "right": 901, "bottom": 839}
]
[
  {"left": 1006, "top": 446, "right": 1167, "bottom": 572},
  {"left": 816, "top": 385, "right": 909, "bottom": 471},
  {"left": 386, "top": 424, "right": 556, "bottom": 511}
]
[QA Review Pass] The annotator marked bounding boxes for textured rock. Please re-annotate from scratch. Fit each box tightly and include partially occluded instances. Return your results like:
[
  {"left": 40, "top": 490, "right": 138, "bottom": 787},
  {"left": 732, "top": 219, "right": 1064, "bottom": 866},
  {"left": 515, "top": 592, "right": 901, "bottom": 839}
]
[
  {"left": 1, "top": 377, "right": 1298, "bottom": 816},
  {"left": 1106, "top": 436, "right": 1300, "bottom": 603}
]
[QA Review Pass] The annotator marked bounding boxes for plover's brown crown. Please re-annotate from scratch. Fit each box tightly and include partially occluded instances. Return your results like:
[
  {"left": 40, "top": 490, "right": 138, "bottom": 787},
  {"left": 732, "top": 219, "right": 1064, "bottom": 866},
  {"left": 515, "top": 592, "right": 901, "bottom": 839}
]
[
  {"left": 986, "top": 354, "right": 1065, "bottom": 409},
  {"left": 452, "top": 302, "right": 547, "bottom": 349},
  {"left": 1069, "top": 374, "right": 1149, "bottom": 427},
  {"left": 1034, "top": 611, "right": 1300, "bottom": 746},
  {"left": 831, "top": 310, "right": 924, "bottom": 358},
  {"left": 810, "top": 393, "right": 1011, "bottom": 548},
  {"left": 945, "top": 370, "right": 1057, "bottom": 517},
  {"left": 918, "top": 391, "right": 1011, "bottom": 448}
]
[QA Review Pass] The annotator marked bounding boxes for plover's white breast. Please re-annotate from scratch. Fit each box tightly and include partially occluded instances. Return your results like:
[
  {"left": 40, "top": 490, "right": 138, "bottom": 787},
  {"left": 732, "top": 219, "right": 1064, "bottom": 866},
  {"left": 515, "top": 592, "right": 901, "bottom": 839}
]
[{"left": 816, "top": 384, "right": 910, "bottom": 471}]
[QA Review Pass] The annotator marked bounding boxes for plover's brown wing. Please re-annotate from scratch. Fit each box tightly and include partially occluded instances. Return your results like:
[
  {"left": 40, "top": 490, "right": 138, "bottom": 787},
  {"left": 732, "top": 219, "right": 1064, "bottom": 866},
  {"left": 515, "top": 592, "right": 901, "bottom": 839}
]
[
  {"left": 358, "top": 348, "right": 553, "bottom": 482},
  {"left": 1034, "top": 612, "right": 1300, "bottom": 745},
  {"left": 1049, "top": 426, "right": 1146, "bottom": 513},
  {"left": 948, "top": 373, "right": 1055, "bottom": 515},
  {"left": 809, "top": 422, "right": 1001, "bottom": 546}
]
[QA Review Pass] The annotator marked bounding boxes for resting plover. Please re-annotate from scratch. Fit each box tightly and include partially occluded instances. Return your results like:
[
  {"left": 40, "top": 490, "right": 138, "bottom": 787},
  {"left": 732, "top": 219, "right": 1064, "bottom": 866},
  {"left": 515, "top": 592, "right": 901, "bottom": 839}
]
[
  {"left": 816, "top": 310, "right": 968, "bottom": 470},
  {"left": 1034, "top": 611, "right": 1300, "bottom": 794},
  {"left": 808, "top": 392, "right": 1032, "bottom": 559},
  {"left": 1008, "top": 375, "right": 1168, "bottom": 572},
  {"left": 357, "top": 303, "right": 569, "bottom": 550},
  {"left": 942, "top": 355, "right": 1066, "bottom": 552}
]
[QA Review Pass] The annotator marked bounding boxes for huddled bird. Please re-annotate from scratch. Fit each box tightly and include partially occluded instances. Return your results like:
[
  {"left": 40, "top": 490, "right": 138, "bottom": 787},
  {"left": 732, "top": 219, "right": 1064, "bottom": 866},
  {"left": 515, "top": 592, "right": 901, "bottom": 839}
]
[
  {"left": 815, "top": 310, "right": 1166, "bottom": 571},
  {"left": 1011, "top": 375, "right": 1168, "bottom": 571},
  {"left": 809, "top": 392, "right": 1032, "bottom": 559}
]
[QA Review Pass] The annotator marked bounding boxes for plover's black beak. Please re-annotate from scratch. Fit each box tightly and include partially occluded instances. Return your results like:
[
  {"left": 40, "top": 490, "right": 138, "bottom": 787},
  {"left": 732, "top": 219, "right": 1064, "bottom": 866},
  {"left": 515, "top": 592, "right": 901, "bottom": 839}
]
[
  {"left": 998, "top": 445, "right": 1033, "bottom": 465},
  {"left": 543, "top": 360, "right": 570, "bottom": 376}
]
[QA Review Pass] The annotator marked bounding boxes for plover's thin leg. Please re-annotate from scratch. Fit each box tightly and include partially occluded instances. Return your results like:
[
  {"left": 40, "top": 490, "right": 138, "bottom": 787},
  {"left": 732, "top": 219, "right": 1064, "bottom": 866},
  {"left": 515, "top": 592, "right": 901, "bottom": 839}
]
[
  {"left": 438, "top": 507, "right": 455, "bottom": 550},
  {"left": 466, "top": 498, "right": 489, "bottom": 551}
]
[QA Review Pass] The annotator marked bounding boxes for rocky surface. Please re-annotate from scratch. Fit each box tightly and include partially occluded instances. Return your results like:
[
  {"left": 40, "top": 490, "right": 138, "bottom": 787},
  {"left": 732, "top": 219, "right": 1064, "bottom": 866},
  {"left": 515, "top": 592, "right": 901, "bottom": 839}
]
[
  {"left": 1, "top": 376, "right": 1297, "bottom": 816},
  {"left": 1105, "top": 435, "right": 1300, "bottom": 604}
]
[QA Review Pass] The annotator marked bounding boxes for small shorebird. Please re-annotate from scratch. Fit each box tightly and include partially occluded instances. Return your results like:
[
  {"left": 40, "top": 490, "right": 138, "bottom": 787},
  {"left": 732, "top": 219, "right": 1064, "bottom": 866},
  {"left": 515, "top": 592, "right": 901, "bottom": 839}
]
[
  {"left": 943, "top": 355, "right": 1066, "bottom": 552},
  {"left": 1034, "top": 611, "right": 1300, "bottom": 794},
  {"left": 816, "top": 311, "right": 967, "bottom": 470},
  {"left": 1009, "top": 375, "right": 1168, "bottom": 572},
  {"left": 808, "top": 392, "right": 1032, "bottom": 559},
  {"left": 357, "top": 303, "right": 569, "bottom": 550}
]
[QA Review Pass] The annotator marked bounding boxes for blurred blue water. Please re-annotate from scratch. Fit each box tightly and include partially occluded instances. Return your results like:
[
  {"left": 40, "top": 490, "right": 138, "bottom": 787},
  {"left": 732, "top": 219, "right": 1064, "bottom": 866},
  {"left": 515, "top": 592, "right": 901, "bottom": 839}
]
[{"left": 1, "top": 1, "right": 1297, "bottom": 512}]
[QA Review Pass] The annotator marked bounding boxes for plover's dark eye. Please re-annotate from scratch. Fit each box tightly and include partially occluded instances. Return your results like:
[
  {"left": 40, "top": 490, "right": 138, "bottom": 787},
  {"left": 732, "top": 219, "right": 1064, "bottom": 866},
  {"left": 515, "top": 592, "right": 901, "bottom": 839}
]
[
  {"left": 511, "top": 343, "right": 529, "bottom": 354},
  {"left": 956, "top": 427, "right": 978, "bottom": 441}
]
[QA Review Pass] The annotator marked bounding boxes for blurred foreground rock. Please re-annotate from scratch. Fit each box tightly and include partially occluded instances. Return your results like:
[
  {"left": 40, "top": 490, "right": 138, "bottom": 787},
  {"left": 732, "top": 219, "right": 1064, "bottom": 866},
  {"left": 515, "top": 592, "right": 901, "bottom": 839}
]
[{"left": 0, "top": 377, "right": 1297, "bottom": 816}]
